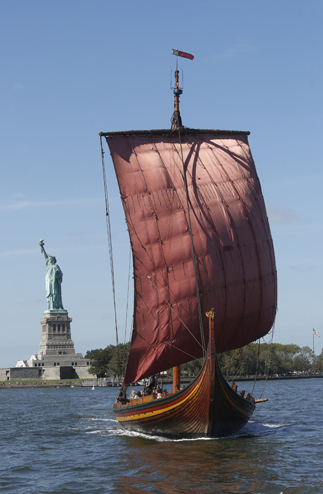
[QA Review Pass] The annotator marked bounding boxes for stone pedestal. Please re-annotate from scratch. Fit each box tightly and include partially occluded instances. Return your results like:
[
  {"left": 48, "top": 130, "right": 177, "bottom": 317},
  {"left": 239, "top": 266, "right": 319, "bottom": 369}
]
[
  {"left": 39, "top": 311, "right": 75, "bottom": 357},
  {"left": 16, "top": 309, "right": 94, "bottom": 380}
]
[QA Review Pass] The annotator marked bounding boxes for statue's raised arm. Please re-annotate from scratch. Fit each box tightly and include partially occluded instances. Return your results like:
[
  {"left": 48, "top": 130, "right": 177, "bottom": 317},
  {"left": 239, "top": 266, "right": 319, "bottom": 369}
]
[
  {"left": 40, "top": 239, "right": 48, "bottom": 260},
  {"left": 39, "top": 240, "right": 65, "bottom": 312}
]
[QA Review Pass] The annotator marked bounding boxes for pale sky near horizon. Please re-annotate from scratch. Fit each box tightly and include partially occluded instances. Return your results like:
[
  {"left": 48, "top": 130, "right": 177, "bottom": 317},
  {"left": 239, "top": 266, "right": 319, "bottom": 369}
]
[{"left": 1, "top": 1, "right": 323, "bottom": 368}]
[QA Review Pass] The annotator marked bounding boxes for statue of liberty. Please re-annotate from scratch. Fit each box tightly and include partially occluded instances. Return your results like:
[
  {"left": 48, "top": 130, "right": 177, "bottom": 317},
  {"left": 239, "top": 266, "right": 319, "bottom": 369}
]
[{"left": 40, "top": 240, "right": 65, "bottom": 311}]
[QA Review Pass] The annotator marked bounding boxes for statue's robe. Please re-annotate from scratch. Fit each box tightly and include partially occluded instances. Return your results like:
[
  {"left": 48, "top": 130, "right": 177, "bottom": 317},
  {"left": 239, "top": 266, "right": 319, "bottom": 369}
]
[{"left": 45, "top": 262, "right": 64, "bottom": 310}]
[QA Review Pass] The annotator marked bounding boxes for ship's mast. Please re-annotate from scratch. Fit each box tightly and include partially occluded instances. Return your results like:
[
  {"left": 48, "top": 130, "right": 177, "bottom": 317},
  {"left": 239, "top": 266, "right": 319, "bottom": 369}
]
[
  {"left": 171, "top": 48, "right": 194, "bottom": 129},
  {"left": 171, "top": 69, "right": 183, "bottom": 129},
  {"left": 171, "top": 60, "right": 183, "bottom": 391},
  {"left": 170, "top": 50, "right": 206, "bottom": 391}
]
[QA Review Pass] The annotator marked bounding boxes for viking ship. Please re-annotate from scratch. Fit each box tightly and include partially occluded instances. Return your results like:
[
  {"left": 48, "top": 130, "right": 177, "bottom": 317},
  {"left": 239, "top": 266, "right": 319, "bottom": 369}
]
[{"left": 100, "top": 51, "right": 277, "bottom": 438}]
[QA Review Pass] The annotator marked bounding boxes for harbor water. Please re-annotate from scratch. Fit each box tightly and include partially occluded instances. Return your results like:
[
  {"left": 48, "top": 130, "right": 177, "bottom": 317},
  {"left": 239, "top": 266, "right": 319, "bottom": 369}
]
[{"left": 1, "top": 378, "right": 323, "bottom": 493}]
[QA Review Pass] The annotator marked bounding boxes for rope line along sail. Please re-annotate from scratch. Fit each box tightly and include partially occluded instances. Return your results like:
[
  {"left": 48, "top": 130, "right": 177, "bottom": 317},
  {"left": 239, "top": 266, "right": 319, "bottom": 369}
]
[
  {"left": 100, "top": 135, "right": 120, "bottom": 376},
  {"left": 178, "top": 126, "right": 206, "bottom": 357},
  {"left": 138, "top": 320, "right": 203, "bottom": 362},
  {"left": 124, "top": 248, "right": 132, "bottom": 344}
]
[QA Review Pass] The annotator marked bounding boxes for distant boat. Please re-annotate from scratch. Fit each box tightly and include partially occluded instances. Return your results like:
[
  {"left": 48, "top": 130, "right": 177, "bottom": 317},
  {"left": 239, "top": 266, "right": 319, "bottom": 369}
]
[
  {"left": 92, "top": 386, "right": 95, "bottom": 390},
  {"left": 100, "top": 54, "right": 277, "bottom": 438}
]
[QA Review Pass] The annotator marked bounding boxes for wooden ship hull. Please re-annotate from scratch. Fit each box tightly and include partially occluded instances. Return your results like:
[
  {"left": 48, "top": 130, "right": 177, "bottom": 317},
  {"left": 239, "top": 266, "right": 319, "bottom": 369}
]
[{"left": 113, "top": 314, "right": 255, "bottom": 439}]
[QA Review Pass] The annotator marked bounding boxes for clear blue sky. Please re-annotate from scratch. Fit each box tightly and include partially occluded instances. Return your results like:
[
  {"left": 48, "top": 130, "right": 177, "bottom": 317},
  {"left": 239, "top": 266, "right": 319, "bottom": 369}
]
[{"left": 1, "top": 1, "right": 323, "bottom": 368}]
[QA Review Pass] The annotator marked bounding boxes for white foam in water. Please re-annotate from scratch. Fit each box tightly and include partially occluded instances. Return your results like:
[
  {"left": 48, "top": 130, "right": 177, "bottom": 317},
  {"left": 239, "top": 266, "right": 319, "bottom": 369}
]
[
  {"left": 82, "top": 417, "right": 121, "bottom": 436},
  {"left": 262, "top": 423, "right": 288, "bottom": 429},
  {"left": 91, "top": 418, "right": 118, "bottom": 423},
  {"left": 112, "top": 421, "right": 287, "bottom": 441},
  {"left": 223, "top": 421, "right": 288, "bottom": 438},
  {"left": 112, "top": 427, "right": 219, "bottom": 442},
  {"left": 104, "top": 419, "right": 289, "bottom": 442}
]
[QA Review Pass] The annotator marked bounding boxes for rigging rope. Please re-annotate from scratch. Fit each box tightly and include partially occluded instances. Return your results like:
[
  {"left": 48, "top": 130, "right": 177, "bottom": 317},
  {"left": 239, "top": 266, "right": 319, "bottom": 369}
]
[
  {"left": 100, "top": 136, "right": 120, "bottom": 376},
  {"left": 140, "top": 323, "right": 203, "bottom": 362},
  {"left": 124, "top": 248, "right": 132, "bottom": 344},
  {"left": 251, "top": 339, "right": 261, "bottom": 395},
  {"left": 227, "top": 349, "right": 245, "bottom": 384},
  {"left": 146, "top": 274, "right": 204, "bottom": 351},
  {"left": 259, "top": 324, "right": 275, "bottom": 399},
  {"left": 176, "top": 121, "right": 206, "bottom": 357}
]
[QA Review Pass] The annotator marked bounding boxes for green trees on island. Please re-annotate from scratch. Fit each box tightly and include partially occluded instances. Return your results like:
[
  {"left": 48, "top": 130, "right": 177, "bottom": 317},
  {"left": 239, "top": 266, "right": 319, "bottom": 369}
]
[
  {"left": 217, "top": 343, "right": 319, "bottom": 378},
  {"left": 85, "top": 342, "right": 323, "bottom": 378},
  {"left": 85, "top": 343, "right": 130, "bottom": 378}
]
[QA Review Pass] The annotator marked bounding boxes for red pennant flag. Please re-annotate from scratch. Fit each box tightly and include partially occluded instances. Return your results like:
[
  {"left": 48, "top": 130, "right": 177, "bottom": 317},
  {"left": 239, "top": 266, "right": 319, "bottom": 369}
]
[{"left": 172, "top": 49, "right": 194, "bottom": 60}]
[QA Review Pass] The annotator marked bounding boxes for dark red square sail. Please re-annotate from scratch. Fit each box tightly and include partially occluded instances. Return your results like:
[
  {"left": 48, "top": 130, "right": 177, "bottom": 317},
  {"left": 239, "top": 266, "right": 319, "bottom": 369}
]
[{"left": 105, "top": 129, "right": 277, "bottom": 384}]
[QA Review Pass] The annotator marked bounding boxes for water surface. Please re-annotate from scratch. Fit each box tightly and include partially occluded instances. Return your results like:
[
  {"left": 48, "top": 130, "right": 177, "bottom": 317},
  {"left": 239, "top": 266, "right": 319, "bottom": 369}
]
[{"left": 1, "top": 378, "right": 322, "bottom": 493}]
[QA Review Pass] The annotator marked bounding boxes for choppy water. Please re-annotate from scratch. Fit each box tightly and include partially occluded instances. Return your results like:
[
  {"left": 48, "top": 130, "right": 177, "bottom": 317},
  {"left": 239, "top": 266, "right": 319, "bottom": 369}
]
[{"left": 1, "top": 378, "right": 323, "bottom": 493}]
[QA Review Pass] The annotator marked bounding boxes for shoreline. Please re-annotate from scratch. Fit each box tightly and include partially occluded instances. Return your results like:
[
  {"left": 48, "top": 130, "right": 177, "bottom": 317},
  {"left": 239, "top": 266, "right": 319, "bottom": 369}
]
[
  {"left": 229, "top": 374, "right": 323, "bottom": 382},
  {"left": 0, "top": 380, "right": 95, "bottom": 389},
  {"left": 1, "top": 373, "right": 322, "bottom": 389}
]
